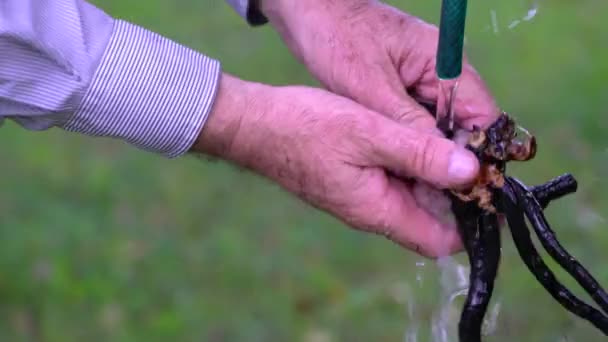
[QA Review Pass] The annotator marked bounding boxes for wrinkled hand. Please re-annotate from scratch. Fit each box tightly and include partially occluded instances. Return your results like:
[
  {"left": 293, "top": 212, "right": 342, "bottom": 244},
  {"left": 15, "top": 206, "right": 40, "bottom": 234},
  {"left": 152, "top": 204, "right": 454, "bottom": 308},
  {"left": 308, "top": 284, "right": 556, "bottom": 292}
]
[
  {"left": 261, "top": 0, "right": 499, "bottom": 131},
  {"left": 194, "top": 74, "right": 480, "bottom": 257}
]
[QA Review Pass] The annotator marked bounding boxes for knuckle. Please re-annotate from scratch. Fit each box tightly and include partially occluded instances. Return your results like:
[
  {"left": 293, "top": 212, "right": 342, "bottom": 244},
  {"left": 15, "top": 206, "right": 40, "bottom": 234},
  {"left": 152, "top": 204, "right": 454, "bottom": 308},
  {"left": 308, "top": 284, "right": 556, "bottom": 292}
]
[
  {"left": 395, "top": 109, "right": 434, "bottom": 128},
  {"left": 350, "top": 113, "right": 379, "bottom": 149},
  {"left": 410, "top": 135, "right": 437, "bottom": 175},
  {"left": 393, "top": 106, "right": 418, "bottom": 123}
]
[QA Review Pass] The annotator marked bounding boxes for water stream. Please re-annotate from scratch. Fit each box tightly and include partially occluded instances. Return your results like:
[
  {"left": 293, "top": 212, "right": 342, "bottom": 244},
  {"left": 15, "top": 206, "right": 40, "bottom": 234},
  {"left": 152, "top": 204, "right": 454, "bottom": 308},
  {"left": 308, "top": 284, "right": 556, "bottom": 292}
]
[
  {"left": 401, "top": 3, "right": 545, "bottom": 339},
  {"left": 403, "top": 256, "right": 504, "bottom": 342}
]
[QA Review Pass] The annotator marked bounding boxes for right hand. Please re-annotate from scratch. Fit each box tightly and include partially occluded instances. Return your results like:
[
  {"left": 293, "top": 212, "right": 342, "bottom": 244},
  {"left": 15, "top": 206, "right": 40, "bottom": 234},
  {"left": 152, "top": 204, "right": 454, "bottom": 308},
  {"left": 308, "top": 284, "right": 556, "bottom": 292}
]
[
  {"left": 260, "top": 0, "right": 499, "bottom": 131},
  {"left": 193, "top": 73, "right": 480, "bottom": 257}
]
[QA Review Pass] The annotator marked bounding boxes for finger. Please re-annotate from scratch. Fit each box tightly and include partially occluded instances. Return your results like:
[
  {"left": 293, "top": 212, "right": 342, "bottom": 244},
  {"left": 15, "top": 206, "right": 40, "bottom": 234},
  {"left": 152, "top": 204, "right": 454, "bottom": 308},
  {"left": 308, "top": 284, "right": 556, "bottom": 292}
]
[
  {"left": 374, "top": 177, "right": 463, "bottom": 258},
  {"left": 390, "top": 96, "right": 442, "bottom": 135},
  {"left": 408, "top": 62, "right": 500, "bottom": 130},
  {"left": 336, "top": 58, "right": 440, "bottom": 133},
  {"left": 369, "top": 119, "right": 479, "bottom": 189},
  {"left": 451, "top": 64, "right": 500, "bottom": 129}
]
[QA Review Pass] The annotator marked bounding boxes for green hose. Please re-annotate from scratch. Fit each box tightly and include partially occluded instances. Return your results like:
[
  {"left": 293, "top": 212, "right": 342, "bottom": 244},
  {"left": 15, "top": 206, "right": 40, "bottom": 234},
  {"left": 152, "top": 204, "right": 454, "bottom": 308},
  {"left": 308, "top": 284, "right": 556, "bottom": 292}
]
[{"left": 436, "top": 0, "right": 468, "bottom": 80}]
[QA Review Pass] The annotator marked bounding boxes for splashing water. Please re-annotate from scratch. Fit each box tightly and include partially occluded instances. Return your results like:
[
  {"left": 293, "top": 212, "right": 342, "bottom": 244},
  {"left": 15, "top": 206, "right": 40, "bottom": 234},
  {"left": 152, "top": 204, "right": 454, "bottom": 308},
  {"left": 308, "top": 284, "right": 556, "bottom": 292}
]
[
  {"left": 403, "top": 261, "right": 427, "bottom": 342},
  {"left": 481, "top": 300, "right": 502, "bottom": 336},
  {"left": 490, "top": 10, "right": 499, "bottom": 34},
  {"left": 483, "top": 0, "right": 540, "bottom": 34},
  {"left": 403, "top": 281, "right": 419, "bottom": 342},
  {"left": 403, "top": 257, "right": 467, "bottom": 342},
  {"left": 431, "top": 256, "right": 470, "bottom": 342},
  {"left": 405, "top": 2, "right": 543, "bottom": 341},
  {"left": 416, "top": 261, "right": 426, "bottom": 288},
  {"left": 403, "top": 256, "right": 503, "bottom": 342},
  {"left": 404, "top": 298, "right": 419, "bottom": 342},
  {"left": 507, "top": 2, "right": 539, "bottom": 30}
]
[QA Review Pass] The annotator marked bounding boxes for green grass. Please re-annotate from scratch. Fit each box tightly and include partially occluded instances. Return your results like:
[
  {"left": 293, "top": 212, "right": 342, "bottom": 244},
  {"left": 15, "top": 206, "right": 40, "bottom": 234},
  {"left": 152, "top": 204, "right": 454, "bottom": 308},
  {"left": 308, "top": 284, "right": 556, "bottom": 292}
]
[{"left": 1, "top": 0, "right": 607, "bottom": 341}]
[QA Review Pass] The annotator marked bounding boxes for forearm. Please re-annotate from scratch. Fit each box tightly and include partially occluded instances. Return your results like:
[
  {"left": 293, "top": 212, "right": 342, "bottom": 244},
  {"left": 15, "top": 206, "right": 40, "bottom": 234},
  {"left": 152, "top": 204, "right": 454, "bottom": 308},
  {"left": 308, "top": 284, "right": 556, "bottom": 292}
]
[
  {"left": 193, "top": 73, "right": 263, "bottom": 160},
  {"left": 192, "top": 72, "right": 292, "bottom": 183},
  {"left": 1, "top": 0, "right": 221, "bottom": 158},
  {"left": 192, "top": 73, "right": 310, "bottom": 190}
]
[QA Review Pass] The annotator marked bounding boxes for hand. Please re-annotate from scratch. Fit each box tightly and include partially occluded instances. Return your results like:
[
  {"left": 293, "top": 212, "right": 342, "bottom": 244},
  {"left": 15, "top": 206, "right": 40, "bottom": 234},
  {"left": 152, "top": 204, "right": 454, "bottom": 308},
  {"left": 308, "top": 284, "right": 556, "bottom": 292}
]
[
  {"left": 260, "top": 0, "right": 499, "bottom": 132},
  {"left": 193, "top": 73, "right": 480, "bottom": 257}
]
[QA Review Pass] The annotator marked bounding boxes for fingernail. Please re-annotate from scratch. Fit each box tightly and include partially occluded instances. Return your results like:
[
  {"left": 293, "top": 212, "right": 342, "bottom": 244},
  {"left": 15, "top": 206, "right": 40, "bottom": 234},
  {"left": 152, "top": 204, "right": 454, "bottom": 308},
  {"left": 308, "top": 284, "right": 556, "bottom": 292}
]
[{"left": 447, "top": 148, "right": 478, "bottom": 185}]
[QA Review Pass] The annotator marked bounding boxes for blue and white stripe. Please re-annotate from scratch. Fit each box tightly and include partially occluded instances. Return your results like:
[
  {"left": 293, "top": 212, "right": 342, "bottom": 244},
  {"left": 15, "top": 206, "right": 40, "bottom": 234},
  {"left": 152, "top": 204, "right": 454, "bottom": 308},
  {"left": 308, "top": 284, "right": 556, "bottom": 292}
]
[
  {"left": 64, "top": 20, "right": 221, "bottom": 158},
  {"left": 0, "top": 0, "right": 221, "bottom": 158}
]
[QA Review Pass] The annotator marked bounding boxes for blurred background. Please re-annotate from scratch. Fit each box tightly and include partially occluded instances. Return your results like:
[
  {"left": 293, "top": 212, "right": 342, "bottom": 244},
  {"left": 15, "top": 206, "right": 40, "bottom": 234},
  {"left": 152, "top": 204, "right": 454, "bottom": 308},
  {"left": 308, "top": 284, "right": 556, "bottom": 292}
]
[{"left": 1, "top": 0, "right": 607, "bottom": 341}]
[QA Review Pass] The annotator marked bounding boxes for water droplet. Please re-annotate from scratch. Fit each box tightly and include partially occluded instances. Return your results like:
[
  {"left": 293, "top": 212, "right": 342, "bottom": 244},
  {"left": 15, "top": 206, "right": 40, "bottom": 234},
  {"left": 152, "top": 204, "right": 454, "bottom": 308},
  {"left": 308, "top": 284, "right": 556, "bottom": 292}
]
[
  {"left": 415, "top": 261, "right": 426, "bottom": 288},
  {"left": 431, "top": 257, "right": 471, "bottom": 342},
  {"left": 402, "top": 283, "right": 419, "bottom": 342},
  {"left": 523, "top": 4, "right": 539, "bottom": 21},
  {"left": 404, "top": 326, "right": 418, "bottom": 342},
  {"left": 508, "top": 20, "right": 521, "bottom": 30},
  {"left": 482, "top": 301, "right": 502, "bottom": 335},
  {"left": 484, "top": 1, "right": 541, "bottom": 33},
  {"left": 490, "top": 10, "right": 500, "bottom": 34}
]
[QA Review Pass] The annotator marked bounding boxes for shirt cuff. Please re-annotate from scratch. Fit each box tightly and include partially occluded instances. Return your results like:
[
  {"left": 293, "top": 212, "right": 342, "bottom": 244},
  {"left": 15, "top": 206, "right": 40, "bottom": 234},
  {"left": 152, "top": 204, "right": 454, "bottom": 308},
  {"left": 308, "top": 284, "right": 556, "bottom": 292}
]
[
  {"left": 226, "top": 0, "right": 268, "bottom": 26},
  {"left": 63, "top": 20, "right": 221, "bottom": 158}
]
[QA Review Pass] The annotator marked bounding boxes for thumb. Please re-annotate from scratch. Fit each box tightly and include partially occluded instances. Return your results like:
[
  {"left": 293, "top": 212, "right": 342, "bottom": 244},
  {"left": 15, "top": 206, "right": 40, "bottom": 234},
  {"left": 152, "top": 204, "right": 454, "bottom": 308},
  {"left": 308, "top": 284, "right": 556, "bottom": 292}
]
[
  {"left": 354, "top": 67, "right": 442, "bottom": 134},
  {"left": 370, "top": 119, "right": 479, "bottom": 188}
]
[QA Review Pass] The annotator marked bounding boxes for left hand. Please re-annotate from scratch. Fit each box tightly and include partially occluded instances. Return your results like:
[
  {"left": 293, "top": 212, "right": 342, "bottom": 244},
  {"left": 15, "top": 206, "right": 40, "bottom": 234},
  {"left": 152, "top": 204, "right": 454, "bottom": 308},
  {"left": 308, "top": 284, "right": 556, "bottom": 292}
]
[
  {"left": 194, "top": 74, "right": 474, "bottom": 257},
  {"left": 261, "top": 0, "right": 500, "bottom": 132}
]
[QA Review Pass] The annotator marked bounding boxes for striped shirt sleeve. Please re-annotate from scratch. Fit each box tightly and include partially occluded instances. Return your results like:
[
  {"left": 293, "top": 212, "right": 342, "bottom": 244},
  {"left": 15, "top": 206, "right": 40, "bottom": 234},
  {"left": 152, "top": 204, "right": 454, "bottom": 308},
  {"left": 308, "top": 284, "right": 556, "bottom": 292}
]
[{"left": 0, "top": 0, "right": 221, "bottom": 158}]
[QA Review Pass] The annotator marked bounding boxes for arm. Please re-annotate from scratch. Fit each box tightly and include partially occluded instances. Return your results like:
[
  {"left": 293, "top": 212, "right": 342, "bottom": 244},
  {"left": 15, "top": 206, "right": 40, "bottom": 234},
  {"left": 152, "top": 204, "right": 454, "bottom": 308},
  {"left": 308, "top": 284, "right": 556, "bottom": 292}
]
[
  {"left": 225, "top": 0, "right": 499, "bottom": 131},
  {"left": 0, "top": 0, "right": 479, "bottom": 257},
  {"left": 196, "top": 73, "right": 474, "bottom": 258},
  {"left": 0, "top": 0, "right": 220, "bottom": 157}
]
